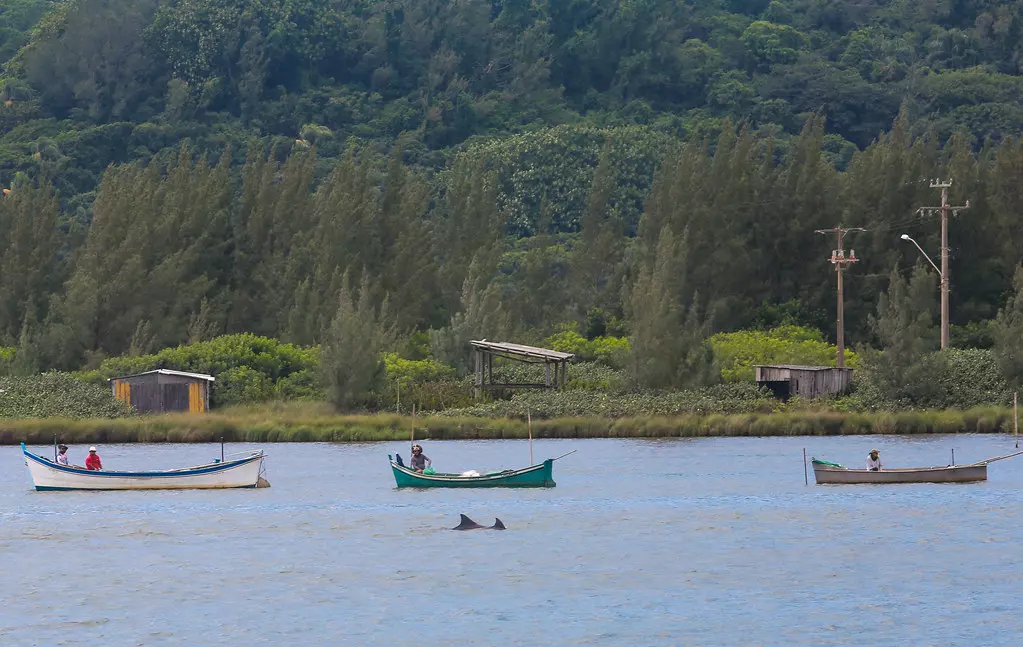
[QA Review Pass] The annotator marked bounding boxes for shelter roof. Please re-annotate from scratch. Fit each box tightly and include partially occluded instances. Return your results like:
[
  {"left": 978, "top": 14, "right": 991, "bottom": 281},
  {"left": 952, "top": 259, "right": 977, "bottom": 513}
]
[
  {"left": 107, "top": 369, "right": 216, "bottom": 382},
  {"left": 470, "top": 340, "right": 574, "bottom": 362},
  {"left": 754, "top": 364, "right": 852, "bottom": 372}
]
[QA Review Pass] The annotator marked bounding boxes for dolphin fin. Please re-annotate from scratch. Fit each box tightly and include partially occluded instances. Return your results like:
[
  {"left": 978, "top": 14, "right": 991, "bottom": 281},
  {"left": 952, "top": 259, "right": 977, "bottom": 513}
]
[
  {"left": 490, "top": 518, "right": 506, "bottom": 530},
  {"left": 453, "top": 514, "right": 484, "bottom": 530}
]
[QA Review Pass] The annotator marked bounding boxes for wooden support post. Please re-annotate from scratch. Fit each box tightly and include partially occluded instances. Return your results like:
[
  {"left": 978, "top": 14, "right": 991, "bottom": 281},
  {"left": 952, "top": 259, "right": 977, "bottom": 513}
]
[{"left": 474, "top": 350, "right": 482, "bottom": 400}]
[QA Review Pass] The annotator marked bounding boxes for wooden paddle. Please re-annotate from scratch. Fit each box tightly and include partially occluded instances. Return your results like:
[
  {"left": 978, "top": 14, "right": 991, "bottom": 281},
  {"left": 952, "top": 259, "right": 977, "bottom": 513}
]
[{"left": 972, "top": 450, "right": 1023, "bottom": 465}]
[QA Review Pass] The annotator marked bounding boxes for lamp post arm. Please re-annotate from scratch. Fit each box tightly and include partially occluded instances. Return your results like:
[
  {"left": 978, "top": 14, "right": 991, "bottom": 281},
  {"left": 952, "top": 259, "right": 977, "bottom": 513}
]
[{"left": 903, "top": 236, "right": 941, "bottom": 276}]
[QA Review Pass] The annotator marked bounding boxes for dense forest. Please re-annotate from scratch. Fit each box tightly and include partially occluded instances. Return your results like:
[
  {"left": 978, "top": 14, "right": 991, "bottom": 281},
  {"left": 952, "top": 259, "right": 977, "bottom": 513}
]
[{"left": 3, "top": 0, "right": 1023, "bottom": 410}]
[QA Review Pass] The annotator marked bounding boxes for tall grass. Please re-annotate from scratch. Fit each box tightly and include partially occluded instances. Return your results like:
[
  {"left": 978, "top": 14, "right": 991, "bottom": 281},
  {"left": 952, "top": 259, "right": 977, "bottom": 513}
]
[{"left": 1, "top": 403, "right": 1016, "bottom": 444}]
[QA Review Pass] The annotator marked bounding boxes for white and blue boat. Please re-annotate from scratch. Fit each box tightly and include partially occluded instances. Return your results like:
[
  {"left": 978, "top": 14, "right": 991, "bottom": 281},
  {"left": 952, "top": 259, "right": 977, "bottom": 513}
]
[{"left": 21, "top": 443, "right": 270, "bottom": 491}]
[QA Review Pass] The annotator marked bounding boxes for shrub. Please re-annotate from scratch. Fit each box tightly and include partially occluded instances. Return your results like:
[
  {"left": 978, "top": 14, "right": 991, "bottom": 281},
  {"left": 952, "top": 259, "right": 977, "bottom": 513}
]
[
  {"left": 543, "top": 328, "right": 630, "bottom": 367},
  {"left": 440, "top": 381, "right": 775, "bottom": 419},
  {"left": 848, "top": 348, "right": 1011, "bottom": 411},
  {"left": 710, "top": 325, "right": 856, "bottom": 382},
  {"left": 78, "top": 334, "right": 319, "bottom": 407},
  {"left": 381, "top": 354, "right": 469, "bottom": 412},
  {"left": 0, "top": 372, "right": 134, "bottom": 419}
]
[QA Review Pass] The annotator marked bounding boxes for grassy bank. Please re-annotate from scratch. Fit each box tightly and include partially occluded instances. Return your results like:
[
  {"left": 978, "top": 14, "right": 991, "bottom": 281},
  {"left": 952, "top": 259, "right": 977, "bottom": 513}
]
[{"left": 1, "top": 403, "right": 1016, "bottom": 445}]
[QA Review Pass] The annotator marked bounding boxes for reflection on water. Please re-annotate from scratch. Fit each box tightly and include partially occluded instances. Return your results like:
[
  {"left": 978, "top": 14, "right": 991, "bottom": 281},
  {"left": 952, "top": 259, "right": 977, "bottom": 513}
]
[{"left": 2, "top": 435, "right": 1022, "bottom": 646}]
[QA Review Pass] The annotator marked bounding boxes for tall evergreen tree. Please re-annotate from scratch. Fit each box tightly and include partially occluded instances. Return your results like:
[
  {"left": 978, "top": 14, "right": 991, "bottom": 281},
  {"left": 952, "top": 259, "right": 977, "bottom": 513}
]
[
  {"left": 627, "top": 224, "right": 715, "bottom": 389},
  {"left": 993, "top": 265, "right": 1023, "bottom": 388},
  {"left": 865, "top": 264, "right": 942, "bottom": 403},
  {"left": 321, "top": 273, "right": 396, "bottom": 411},
  {"left": 0, "top": 174, "right": 63, "bottom": 344}
]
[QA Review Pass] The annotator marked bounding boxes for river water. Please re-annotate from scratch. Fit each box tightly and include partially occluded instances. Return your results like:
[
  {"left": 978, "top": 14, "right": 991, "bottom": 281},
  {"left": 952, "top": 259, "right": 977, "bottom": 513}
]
[{"left": 2, "top": 434, "right": 1022, "bottom": 646}]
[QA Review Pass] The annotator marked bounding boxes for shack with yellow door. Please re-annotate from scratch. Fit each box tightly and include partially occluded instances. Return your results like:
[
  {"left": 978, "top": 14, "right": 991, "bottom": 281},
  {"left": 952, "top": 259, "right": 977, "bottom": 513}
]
[{"left": 108, "top": 369, "right": 215, "bottom": 413}]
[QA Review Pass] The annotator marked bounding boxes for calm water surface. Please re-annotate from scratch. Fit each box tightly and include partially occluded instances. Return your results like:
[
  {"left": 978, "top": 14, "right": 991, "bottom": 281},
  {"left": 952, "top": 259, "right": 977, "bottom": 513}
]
[{"left": 2, "top": 435, "right": 1022, "bottom": 646}]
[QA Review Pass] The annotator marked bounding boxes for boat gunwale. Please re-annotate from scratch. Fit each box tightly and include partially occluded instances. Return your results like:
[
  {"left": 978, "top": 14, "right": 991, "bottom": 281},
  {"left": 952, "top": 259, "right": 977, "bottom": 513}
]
[
  {"left": 389, "top": 459, "right": 550, "bottom": 483},
  {"left": 22, "top": 444, "right": 263, "bottom": 479},
  {"left": 811, "top": 462, "right": 986, "bottom": 475}
]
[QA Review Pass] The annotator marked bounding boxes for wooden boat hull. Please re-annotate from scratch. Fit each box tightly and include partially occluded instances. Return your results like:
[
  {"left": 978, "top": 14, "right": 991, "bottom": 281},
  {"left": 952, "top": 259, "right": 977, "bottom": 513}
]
[
  {"left": 390, "top": 458, "right": 556, "bottom": 488},
  {"left": 812, "top": 460, "right": 987, "bottom": 485},
  {"left": 22, "top": 444, "right": 267, "bottom": 491}
]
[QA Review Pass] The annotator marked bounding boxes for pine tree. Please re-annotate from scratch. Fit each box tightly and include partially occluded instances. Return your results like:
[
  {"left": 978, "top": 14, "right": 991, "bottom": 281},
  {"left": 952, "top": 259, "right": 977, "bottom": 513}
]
[
  {"left": 429, "top": 256, "right": 509, "bottom": 375},
  {"left": 0, "top": 174, "right": 63, "bottom": 345},
  {"left": 572, "top": 137, "right": 624, "bottom": 319},
  {"left": 865, "top": 264, "right": 942, "bottom": 403},
  {"left": 994, "top": 265, "right": 1023, "bottom": 388},
  {"left": 627, "top": 224, "right": 715, "bottom": 389},
  {"left": 320, "top": 273, "right": 396, "bottom": 411}
]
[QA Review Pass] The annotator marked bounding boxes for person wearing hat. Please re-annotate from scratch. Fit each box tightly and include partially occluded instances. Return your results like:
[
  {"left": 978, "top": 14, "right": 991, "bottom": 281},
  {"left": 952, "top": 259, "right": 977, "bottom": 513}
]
[
  {"left": 866, "top": 449, "right": 882, "bottom": 471},
  {"left": 85, "top": 446, "right": 103, "bottom": 471},
  {"left": 56, "top": 444, "right": 69, "bottom": 466},
  {"left": 410, "top": 444, "right": 431, "bottom": 473}
]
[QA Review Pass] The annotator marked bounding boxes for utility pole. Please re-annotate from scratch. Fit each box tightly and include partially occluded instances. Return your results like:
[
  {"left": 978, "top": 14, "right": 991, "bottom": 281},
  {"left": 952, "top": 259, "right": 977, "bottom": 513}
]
[
  {"left": 815, "top": 226, "right": 865, "bottom": 368},
  {"left": 917, "top": 180, "right": 969, "bottom": 350}
]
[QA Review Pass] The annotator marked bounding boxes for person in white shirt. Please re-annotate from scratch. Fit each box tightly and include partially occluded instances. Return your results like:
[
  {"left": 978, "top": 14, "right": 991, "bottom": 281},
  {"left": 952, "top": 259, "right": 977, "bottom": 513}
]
[
  {"left": 56, "top": 444, "right": 69, "bottom": 466},
  {"left": 866, "top": 449, "right": 882, "bottom": 471}
]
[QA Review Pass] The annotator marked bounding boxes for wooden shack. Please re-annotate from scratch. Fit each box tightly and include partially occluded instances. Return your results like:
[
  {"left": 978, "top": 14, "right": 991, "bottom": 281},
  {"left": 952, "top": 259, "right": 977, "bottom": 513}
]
[
  {"left": 108, "top": 369, "right": 215, "bottom": 413},
  {"left": 754, "top": 365, "right": 852, "bottom": 400},
  {"left": 470, "top": 340, "right": 574, "bottom": 399}
]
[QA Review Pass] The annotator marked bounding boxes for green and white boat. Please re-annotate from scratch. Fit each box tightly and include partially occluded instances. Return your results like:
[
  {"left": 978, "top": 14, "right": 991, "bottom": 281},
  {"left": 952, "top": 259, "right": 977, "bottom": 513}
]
[{"left": 388, "top": 451, "right": 574, "bottom": 488}]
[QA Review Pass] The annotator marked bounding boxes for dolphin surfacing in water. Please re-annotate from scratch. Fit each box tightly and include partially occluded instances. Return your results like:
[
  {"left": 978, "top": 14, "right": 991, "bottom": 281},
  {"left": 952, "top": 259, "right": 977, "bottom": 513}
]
[{"left": 452, "top": 514, "right": 506, "bottom": 530}]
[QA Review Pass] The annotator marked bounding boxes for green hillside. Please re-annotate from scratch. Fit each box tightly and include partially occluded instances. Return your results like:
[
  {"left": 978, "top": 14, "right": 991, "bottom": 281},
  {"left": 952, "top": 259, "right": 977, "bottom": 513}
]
[{"left": 2, "top": 0, "right": 1023, "bottom": 411}]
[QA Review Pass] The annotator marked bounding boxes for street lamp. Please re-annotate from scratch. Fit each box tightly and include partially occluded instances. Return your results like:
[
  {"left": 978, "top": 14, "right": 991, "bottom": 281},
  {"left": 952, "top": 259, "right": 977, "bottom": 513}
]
[{"left": 900, "top": 233, "right": 947, "bottom": 349}]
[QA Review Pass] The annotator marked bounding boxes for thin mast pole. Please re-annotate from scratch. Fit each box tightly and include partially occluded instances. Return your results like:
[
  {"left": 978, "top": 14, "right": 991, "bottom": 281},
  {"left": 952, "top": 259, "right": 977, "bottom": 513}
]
[{"left": 527, "top": 405, "right": 533, "bottom": 465}]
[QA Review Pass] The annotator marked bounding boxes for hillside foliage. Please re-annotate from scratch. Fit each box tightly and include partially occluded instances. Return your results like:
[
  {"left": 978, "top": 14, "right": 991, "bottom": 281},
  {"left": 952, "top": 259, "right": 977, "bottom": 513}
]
[{"left": 1, "top": 0, "right": 1023, "bottom": 412}]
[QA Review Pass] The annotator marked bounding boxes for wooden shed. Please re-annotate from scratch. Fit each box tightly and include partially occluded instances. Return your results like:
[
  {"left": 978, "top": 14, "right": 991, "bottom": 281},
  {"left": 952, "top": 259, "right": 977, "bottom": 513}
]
[
  {"left": 754, "top": 365, "right": 853, "bottom": 400},
  {"left": 108, "top": 369, "right": 215, "bottom": 413}
]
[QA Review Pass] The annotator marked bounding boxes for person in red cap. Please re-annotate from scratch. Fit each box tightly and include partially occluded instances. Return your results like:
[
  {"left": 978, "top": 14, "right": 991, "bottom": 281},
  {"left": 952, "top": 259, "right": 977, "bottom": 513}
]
[{"left": 85, "top": 446, "right": 103, "bottom": 470}]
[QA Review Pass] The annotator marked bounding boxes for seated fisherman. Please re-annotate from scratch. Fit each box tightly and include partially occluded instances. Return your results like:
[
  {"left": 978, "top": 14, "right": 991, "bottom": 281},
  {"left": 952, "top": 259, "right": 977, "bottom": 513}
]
[
  {"left": 866, "top": 449, "right": 882, "bottom": 471},
  {"left": 410, "top": 444, "right": 432, "bottom": 473}
]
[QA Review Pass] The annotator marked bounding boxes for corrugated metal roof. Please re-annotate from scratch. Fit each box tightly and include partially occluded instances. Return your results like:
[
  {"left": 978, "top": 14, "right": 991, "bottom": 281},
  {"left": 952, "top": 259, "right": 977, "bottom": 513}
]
[
  {"left": 107, "top": 369, "right": 216, "bottom": 382},
  {"left": 470, "top": 340, "right": 574, "bottom": 361}
]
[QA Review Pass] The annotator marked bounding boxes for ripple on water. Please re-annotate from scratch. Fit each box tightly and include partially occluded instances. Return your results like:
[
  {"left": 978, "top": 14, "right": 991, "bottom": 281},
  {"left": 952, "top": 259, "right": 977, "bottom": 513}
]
[{"left": 2, "top": 435, "right": 1022, "bottom": 646}]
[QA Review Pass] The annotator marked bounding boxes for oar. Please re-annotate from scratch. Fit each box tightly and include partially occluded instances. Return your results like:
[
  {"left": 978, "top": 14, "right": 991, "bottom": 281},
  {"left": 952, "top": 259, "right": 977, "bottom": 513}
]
[
  {"left": 550, "top": 450, "right": 577, "bottom": 461},
  {"left": 972, "top": 450, "right": 1023, "bottom": 465}
]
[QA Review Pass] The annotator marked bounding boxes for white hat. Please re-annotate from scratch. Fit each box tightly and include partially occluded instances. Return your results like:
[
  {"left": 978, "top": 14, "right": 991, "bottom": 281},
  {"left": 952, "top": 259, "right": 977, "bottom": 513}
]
[{"left": 89, "top": 446, "right": 97, "bottom": 452}]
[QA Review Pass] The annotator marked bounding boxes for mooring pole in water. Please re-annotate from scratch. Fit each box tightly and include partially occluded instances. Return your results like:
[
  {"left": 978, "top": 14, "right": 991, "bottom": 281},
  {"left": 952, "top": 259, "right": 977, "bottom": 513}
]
[
  {"left": 951, "top": 448, "right": 955, "bottom": 466},
  {"left": 410, "top": 404, "right": 416, "bottom": 450},
  {"left": 803, "top": 448, "right": 808, "bottom": 485},
  {"left": 221, "top": 437, "right": 225, "bottom": 462},
  {"left": 526, "top": 405, "right": 533, "bottom": 465},
  {"left": 1015, "top": 391, "right": 1019, "bottom": 449}
]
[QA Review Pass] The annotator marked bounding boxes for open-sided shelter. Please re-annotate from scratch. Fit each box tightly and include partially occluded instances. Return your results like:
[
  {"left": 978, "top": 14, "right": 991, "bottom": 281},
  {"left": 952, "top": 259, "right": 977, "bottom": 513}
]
[{"left": 469, "top": 340, "right": 574, "bottom": 399}]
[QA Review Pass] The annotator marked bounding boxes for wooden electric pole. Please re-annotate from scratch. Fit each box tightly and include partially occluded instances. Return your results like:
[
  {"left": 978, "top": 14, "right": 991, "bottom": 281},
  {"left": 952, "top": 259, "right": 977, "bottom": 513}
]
[
  {"left": 815, "top": 226, "right": 865, "bottom": 368},
  {"left": 916, "top": 180, "right": 969, "bottom": 350}
]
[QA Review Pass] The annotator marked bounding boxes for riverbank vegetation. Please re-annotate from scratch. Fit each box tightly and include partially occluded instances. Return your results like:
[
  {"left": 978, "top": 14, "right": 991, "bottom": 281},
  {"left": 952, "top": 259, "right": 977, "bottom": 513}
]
[
  {"left": 3, "top": 403, "right": 1015, "bottom": 446},
  {"left": 4, "top": 0, "right": 1023, "bottom": 435}
]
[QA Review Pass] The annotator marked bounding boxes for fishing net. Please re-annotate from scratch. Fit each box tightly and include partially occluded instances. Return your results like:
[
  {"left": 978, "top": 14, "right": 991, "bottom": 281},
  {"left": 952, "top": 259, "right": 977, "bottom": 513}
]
[{"left": 811, "top": 459, "right": 844, "bottom": 468}]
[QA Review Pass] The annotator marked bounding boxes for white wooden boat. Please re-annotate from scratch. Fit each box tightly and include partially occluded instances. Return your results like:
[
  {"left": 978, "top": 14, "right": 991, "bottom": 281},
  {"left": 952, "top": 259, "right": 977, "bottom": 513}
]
[
  {"left": 811, "top": 451, "right": 1023, "bottom": 485},
  {"left": 21, "top": 443, "right": 270, "bottom": 491}
]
